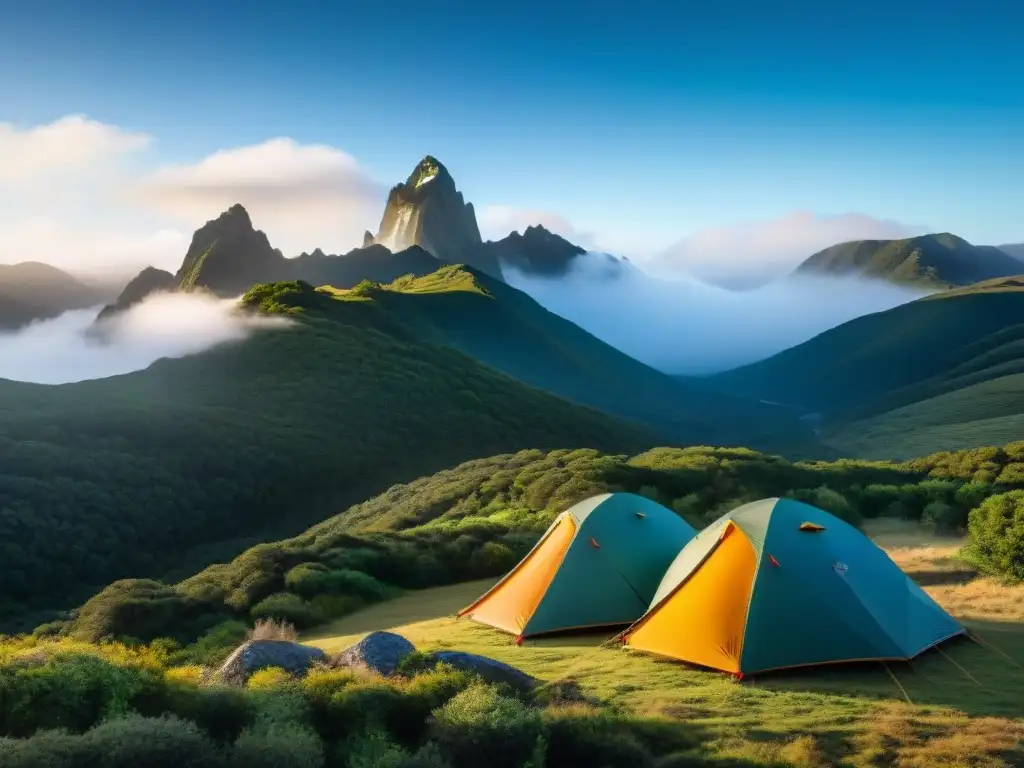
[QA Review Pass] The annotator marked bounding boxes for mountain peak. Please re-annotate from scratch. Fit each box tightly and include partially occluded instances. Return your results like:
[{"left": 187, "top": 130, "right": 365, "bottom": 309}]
[
  {"left": 372, "top": 156, "right": 500, "bottom": 277},
  {"left": 175, "top": 205, "right": 286, "bottom": 295},
  {"left": 406, "top": 155, "right": 453, "bottom": 190}
]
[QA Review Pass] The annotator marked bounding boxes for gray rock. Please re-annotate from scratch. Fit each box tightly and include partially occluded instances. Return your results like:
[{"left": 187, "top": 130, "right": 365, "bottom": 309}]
[
  {"left": 331, "top": 631, "right": 416, "bottom": 676},
  {"left": 428, "top": 651, "right": 537, "bottom": 691},
  {"left": 213, "top": 640, "right": 328, "bottom": 685}
]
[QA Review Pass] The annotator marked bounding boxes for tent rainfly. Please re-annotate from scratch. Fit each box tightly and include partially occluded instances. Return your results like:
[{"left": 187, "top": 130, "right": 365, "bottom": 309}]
[
  {"left": 621, "top": 497, "right": 965, "bottom": 677},
  {"left": 458, "top": 493, "right": 697, "bottom": 641}
]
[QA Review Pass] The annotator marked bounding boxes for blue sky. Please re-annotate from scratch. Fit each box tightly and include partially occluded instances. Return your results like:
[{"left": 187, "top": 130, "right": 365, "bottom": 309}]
[{"left": 0, "top": 0, "right": 1021, "bottom": 276}]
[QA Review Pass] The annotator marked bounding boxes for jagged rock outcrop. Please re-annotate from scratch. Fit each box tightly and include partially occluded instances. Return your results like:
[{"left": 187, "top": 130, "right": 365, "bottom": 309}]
[
  {"left": 94, "top": 267, "right": 177, "bottom": 323},
  {"left": 330, "top": 631, "right": 415, "bottom": 676},
  {"left": 362, "top": 231, "right": 375, "bottom": 248},
  {"left": 372, "top": 156, "right": 502, "bottom": 278},
  {"left": 488, "top": 225, "right": 587, "bottom": 277},
  {"left": 175, "top": 204, "right": 288, "bottom": 296},
  {"left": 213, "top": 640, "right": 328, "bottom": 685}
]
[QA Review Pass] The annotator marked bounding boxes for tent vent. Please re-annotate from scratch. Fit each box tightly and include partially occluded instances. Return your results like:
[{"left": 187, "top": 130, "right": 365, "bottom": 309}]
[
  {"left": 635, "top": 512, "right": 646, "bottom": 519},
  {"left": 799, "top": 522, "right": 826, "bottom": 532},
  {"left": 768, "top": 553, "right": 780, "bottom": 567},
  {"left": 589, "top": 537, "right": 601, "bottom": 549}
]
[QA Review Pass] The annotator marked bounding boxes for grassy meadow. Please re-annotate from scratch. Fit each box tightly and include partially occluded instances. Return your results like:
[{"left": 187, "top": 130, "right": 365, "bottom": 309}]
[{"left": 305, "top": 520, "right": 1024, "bottom": 768}]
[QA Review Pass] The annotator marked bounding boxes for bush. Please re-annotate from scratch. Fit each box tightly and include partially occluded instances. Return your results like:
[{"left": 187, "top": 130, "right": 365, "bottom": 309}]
[
  {"left": 231, "top": 722, "right": 324, "bottom": 768},
  {"left": 542, "top": 707, "right": 655, "bottom": 768},
  {"left": 921, "top": 500, "right": 966, "bottom": 534},
  {"left": 165, "top": 664, "right": 207, "bottom": 686},
  {"left": 428, "top": 683, "right": 543, "bottom": 768},
  {"left": 85, "top": 714, "right": 223, "bottom": 768},
  {"left": 964, "top": 491, "right": 1024, "bottom": 582},
  {"left": 247, "top": 667, "right": 295, "bottom": 690},
  {"left": 187, "top": 621, "right": 250, "bottom": 666},
  {"left": 467, "top": 542, "right": 518, "bottom": 578},
  {"left": 285, "top": 566, "right": 391, "bottom": 603},
  {"left": 788, "top": 487, "right": 862, "bottom": 528},
  {"left": 159, "top": 684, "right": 253, "bottom": 742},
  {"left": 250, "top": 593, "right": 323, "bottom": 629},
  {"left": 0, "top": 652, "right": 160, "bottom": 737}
]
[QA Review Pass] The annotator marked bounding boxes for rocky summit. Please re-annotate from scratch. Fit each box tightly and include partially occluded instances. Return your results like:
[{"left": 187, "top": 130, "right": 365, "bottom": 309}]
[
  {"left": 175, "top": 204, "right": 289, "bottom": 296},
  {"left": 371, "top": 156, "right": 502, "bottom": 278}
]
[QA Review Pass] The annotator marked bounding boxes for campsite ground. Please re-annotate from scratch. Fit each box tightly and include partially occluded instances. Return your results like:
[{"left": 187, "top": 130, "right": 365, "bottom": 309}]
[{"left": 305, "top": 520, "right": 1024, "bottom": 767}]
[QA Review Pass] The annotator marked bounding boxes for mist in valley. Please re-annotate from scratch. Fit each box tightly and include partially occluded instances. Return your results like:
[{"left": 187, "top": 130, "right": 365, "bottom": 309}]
[
  {"left": 504, "top": 253, "right": 934, "bottom": 375},
  {"left": 0, "top": 291, "right": 290, "bottom": 385}
]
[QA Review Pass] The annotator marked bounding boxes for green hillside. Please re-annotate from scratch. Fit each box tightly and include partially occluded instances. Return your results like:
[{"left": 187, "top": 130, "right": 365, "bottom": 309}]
[
  {"left": 333, "top": 266, "right": 811, "bottom": 453},
  {"left": 0, "top": 283, "right": 653, "bottom": 629},
  {"left": 795, "top": 232, "right": 1024, "bottom": 287},
  {"left": 59, "top": 441, "right": 1024, "bottom": 648},
  {"left": 711, "top": 279, "right": 1024, "bottom": 457}
]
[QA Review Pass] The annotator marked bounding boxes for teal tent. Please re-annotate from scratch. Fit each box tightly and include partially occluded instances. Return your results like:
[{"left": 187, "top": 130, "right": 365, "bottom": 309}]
[
  {"left": 622, "top": 497, "right": 965, "bottom": 675},
  {"left": 459, "top": 493, "right": 696, "bottom": 640}
]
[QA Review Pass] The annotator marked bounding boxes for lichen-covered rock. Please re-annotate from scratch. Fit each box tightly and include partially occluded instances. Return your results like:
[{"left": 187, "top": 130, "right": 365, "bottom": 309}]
[
  {"left": 428, "top": 651, "right": 537, "bottom": 691},
  {"left": 213, "top": 640, "right": 328, "bottom": 685},
  {"left": 331, "top": 631, "right": 416, "bottom": 676}
]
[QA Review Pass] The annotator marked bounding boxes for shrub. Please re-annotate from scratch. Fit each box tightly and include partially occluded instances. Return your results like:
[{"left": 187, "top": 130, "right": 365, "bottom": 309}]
[
  {"left": 0, "top": 652, "right": 160, "bottom": 737},
  {"left": 0, "top": 728, "right": 90, "bottom": 768},
  {"left": 428, "top": 683, "right": 543, "bottom": 768},
  {"left": 84, "top": 714, "right": 223, "bottom": 768},
  {"left": 160, "top": 684, "right": 254, "bottom": 742},
  {"left": 247, "top": 667, "right": 295, "bottom": 690},
  {"left": 250, "top": 594, "right": 323, "bottom": 629},
  {"left": 964, "top": 491, "right": 1024, "bottom": 582},
  {"left": 187, "top": 621, "right": 250, "bottom": 666},
  {"left": 467, "top": 542, "right": 518, "bottom": 578},
  {"left": 231, "top": 722, "right": 324, "bottom": 768},
  {"left": 165, "top": 664, "right": 207, "bottom": 686},
  {"left": 309, "top": 594, "right": 365, "bottom": 620},
  {"left": 788, "top": 487, "right": 862, "bottom": 528},
  {"left": 921, "top": 500, "right": 966, "bottom": 534},
  {"left": 541, "top": 707, "right": 655, "bottom": 768}
]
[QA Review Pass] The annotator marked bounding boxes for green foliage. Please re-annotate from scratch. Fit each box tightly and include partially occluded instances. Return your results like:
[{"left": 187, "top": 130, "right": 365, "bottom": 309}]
[
  {"left": 250, "top": 593, "right": 323, "bottom": 629},
  {"left": 428, "top": 683, "right": 543, "bottom": 768},
  {"left": 58, "top": 444, "right": 1024, "bottom": 645},
  {"left": 964, "top": 491, "right": 1024, "bottom": 582}
]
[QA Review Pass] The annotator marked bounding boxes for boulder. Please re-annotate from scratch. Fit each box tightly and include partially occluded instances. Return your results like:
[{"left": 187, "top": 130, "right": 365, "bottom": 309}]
[
  {"left": 428, "top": 651, "right": 537, "bottom": 691},
  {"left": 331, "top": 631, "right": 416, "bottom": 676},
  {"left": 213, "top": 640, "right": 328, "bottom": 685}
]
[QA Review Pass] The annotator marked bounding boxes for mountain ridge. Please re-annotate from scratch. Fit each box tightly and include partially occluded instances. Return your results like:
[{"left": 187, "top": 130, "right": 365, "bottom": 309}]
[{"left": 794, "top": 232, "right": 1024, "bottom": 287}]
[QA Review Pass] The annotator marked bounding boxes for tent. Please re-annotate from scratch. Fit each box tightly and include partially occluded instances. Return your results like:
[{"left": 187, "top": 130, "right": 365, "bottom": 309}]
[
  {"left": 621, "top": 497, "right": 965, "bottom": 676},
  {"left": 458, "top": 493, "right": 696, "bottom": 641}
]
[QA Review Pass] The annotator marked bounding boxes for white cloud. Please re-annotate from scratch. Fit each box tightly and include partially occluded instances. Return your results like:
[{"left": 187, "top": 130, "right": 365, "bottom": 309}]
[
  {"left": 0, "top": 216, "right": 187, "bottom": 276},
  {"left": 478, "top": 205, "right": 598, "bottom": 248},
  {"left": 0, "top": 115, "right": 151, "bottom": 182},
  {"left": 0, "top": 291, "right": 291, "bottom": 384},
  {"left": 649, "top": 211, "right": 923, "bottom": 288},
  {"left": 138, "top": 138, "right": 387, "bottom": 255}
]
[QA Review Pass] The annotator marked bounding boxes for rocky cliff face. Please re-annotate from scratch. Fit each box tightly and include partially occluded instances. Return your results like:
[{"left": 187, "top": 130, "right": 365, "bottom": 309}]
[
  {"left": 371, "top": 156, "right": 502, "bottom": 278},
  {"left": 175, "top": 204, "right": 288, "bottom": 296}
]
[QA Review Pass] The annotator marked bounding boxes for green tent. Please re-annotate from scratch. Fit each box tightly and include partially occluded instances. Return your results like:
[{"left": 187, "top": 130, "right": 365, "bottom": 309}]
[
  {"left": 459, "top": 493, "right": 696, "bottom": 640},
  {"left": 622, "top": 497, "right": 965, "bottom": 676}
]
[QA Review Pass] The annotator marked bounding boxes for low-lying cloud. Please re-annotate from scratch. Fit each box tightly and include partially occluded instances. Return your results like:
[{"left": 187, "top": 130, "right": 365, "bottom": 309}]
[
  {"left": 648, "top": 211, "right": 922, "bottom": 288},
  {"left": 0, "top": 292, "right": 290, "bottom": 385},
  {"left": 504, "top": 254, "right": 933, "bottom": 375}
]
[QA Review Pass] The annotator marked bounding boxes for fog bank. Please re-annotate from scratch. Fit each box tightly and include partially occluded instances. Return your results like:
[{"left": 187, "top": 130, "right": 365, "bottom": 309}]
[
  {"left": 504, "top": 254, "right": 933, "bottom": 374},
  {"left": 0, "top": 292, "right": 289, "bottom": 384}
]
